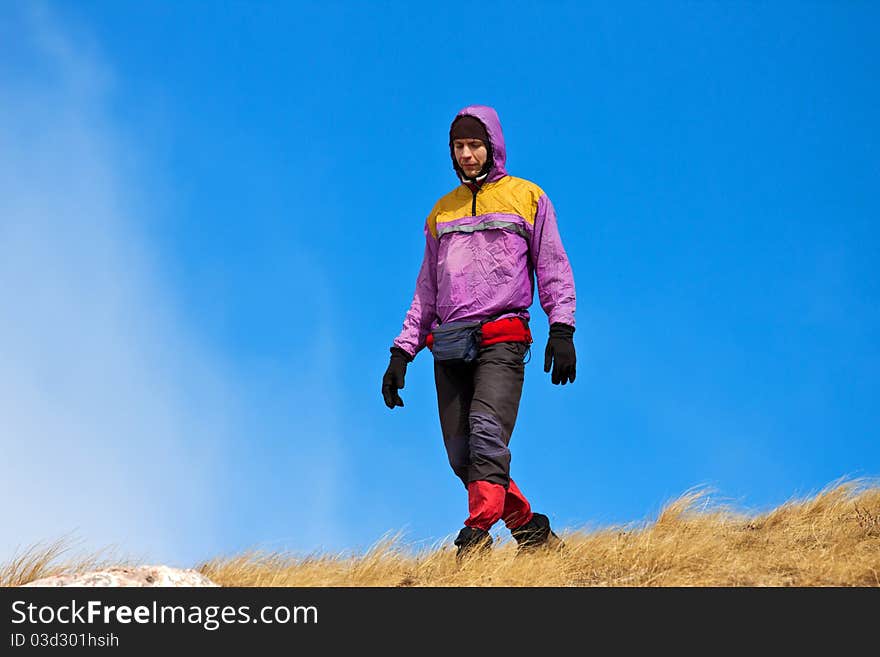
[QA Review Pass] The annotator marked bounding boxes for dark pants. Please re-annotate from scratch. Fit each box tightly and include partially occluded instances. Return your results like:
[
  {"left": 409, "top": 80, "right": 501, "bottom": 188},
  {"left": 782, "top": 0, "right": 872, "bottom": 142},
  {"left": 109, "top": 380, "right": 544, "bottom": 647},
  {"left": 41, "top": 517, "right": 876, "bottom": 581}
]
[{"left": 434, "top": 341, "right": 529, "bottom": 488}]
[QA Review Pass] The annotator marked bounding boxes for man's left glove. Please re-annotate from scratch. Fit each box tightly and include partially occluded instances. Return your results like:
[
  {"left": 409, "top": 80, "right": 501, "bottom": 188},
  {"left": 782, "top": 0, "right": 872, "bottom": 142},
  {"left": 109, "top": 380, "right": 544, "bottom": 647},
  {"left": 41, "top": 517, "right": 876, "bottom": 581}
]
[
  {"left": 544, "top": 323, "right": 576, "bottom": 385},
  {"left": 382, "top": 346, "right": 413, "bottom": 409}
]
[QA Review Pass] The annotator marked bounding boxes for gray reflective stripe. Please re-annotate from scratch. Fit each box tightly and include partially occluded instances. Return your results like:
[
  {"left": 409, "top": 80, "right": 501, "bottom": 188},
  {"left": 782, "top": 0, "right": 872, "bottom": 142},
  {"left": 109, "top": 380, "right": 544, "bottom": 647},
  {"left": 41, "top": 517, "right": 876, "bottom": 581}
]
[{"left": 437, "top": 220, "right": 529, "bottom": 239}]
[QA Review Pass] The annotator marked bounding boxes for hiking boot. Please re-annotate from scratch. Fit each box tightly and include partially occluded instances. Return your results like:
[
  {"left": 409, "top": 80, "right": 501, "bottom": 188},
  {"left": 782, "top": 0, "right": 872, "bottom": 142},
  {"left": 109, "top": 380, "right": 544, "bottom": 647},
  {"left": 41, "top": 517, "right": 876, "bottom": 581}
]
[
  {"left": 454, "top": 526, "right": 493, "bottom": 561},
  {"left": 510, "top": 513, "right": 563, "bottom": 553}
]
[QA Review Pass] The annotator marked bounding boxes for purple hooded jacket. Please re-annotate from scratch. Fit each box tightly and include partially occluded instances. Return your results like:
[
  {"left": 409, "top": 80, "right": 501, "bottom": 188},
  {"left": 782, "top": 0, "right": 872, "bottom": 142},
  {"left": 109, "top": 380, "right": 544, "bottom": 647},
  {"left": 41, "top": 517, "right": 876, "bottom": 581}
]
[{"left": 392, "top": 105, "right": 576, "bottom": 359}]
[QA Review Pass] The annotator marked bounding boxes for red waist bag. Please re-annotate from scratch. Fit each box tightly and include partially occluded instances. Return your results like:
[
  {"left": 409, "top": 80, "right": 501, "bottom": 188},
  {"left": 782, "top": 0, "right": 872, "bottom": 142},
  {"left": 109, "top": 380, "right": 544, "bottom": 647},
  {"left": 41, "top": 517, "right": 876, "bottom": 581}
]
[{"left": 426, "top": 316, "right": 532, "bottom": 350}]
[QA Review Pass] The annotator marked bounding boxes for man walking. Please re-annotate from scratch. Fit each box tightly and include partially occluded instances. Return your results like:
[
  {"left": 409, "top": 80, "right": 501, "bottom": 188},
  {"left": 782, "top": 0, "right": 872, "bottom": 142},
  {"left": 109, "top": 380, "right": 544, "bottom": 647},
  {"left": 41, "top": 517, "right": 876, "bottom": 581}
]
[{"left": 382, "top": 104, "right": 577, "bottom": 560}]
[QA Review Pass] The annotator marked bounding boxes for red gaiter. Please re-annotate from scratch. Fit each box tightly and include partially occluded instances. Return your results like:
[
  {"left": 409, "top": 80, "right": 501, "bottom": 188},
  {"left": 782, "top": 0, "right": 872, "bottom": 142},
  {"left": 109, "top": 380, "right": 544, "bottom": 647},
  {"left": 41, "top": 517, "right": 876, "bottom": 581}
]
[{"left": 465, "top": 479, "right": 534, "bottom": 531}]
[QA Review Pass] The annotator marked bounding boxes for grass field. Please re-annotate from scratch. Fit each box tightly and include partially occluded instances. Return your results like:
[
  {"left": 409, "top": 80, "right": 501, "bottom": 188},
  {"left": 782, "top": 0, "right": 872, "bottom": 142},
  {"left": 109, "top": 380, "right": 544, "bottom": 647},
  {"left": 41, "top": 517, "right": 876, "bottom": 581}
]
[{"left": 4, "top": 478, "right": 879, "bottom": 587}]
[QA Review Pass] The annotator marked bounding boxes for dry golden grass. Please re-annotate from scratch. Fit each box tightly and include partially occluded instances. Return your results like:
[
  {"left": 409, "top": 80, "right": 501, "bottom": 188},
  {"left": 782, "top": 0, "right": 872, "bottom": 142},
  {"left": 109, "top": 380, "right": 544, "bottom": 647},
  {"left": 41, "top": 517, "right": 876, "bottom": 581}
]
[
  {"left": 5, "top": 477, "right": 879, "bottom": 587},
  {"left": 0, "top": 531, "right": 140, "bottom": 588}
]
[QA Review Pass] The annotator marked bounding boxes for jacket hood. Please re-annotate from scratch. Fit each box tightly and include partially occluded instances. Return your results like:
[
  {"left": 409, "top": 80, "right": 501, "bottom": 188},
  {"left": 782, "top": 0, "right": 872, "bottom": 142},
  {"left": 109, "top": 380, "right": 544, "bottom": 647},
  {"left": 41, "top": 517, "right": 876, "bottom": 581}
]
[{"left": 450, "top": 105, "right": 508, "bottom": 185}]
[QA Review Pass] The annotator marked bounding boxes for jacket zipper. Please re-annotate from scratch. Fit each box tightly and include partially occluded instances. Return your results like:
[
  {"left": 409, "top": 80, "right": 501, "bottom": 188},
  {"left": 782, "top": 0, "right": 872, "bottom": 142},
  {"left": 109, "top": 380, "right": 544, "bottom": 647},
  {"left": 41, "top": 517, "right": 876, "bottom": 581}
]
[{"left": 471, "top": 187, "right": 478, "bottom": 216}]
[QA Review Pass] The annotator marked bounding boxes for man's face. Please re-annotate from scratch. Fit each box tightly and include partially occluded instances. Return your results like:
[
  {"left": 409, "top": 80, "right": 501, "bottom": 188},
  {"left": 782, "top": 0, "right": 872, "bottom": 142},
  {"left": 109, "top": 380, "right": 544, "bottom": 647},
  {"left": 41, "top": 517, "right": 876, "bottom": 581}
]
[{"left": 453, "top": 138, "right": 488, "bottom": 178}]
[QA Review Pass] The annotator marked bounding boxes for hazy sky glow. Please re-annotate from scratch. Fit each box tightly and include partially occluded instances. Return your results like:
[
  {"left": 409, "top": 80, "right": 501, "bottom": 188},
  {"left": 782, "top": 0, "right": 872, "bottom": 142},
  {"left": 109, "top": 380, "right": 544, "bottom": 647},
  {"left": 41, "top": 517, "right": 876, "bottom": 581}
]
[{"left": 1, "top": 1, "right": 878, "bottom": 568}]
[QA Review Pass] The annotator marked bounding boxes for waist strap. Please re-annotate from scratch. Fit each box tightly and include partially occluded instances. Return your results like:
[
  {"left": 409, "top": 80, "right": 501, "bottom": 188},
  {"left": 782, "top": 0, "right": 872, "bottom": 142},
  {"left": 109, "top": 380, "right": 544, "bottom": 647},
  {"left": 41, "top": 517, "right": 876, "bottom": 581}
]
[{"left": 426, "top": 316, "right": 532, "bottom": 349}]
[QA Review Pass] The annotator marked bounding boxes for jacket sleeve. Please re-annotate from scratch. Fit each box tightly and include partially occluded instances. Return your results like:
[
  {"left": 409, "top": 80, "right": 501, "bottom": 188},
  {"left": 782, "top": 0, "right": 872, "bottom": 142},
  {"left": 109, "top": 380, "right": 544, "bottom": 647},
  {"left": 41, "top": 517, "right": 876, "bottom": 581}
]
[
  {"left": 392, "top": 220, "right": 438, "bottom": 359},
  {"left": 530, "top": 193, "right": 576, "bottom": 327}
]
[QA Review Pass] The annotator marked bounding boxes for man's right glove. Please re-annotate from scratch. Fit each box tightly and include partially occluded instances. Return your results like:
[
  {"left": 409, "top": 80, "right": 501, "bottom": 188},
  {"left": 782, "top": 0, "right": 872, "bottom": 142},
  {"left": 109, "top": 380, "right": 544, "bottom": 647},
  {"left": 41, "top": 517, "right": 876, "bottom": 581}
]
[
  {"left": 544, "top": 323, "right": 576, "bottom": 385},
  {"left": 382, "top": 346, "right": 413, "bottom": 409}
]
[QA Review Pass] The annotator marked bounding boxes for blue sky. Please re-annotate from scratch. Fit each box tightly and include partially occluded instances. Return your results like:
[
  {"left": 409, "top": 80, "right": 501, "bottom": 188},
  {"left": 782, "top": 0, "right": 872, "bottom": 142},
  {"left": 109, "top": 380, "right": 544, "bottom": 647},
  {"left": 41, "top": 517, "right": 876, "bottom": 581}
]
[{"left": 2, "top": 1, "right": 878, "bottom": 568}]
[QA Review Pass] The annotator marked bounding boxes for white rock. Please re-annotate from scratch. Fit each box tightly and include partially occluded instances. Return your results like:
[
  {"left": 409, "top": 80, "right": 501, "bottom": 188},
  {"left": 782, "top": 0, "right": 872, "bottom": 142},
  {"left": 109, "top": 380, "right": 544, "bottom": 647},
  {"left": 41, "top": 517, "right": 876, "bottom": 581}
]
[{"left": 21, "top": 565, "right": 219, "bottom": 587}]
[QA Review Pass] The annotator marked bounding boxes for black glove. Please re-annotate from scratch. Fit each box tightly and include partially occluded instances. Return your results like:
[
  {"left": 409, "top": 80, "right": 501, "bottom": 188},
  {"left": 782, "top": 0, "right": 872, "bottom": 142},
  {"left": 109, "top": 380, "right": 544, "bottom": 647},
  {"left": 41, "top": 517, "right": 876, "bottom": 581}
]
[
  {"left": 544, "top": 323, "right": 576, "bottom": 385},
  {"left": 382, "top": 346, "right": 413, "bottom": 409}
]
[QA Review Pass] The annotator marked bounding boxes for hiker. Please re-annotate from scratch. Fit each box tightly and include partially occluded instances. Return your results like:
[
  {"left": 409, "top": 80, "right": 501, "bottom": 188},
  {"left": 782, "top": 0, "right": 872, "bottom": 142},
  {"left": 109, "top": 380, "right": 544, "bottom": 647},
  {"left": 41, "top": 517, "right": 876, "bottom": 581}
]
[{"left": 381, "top": 105, "right": 577, "bottom": 559}]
